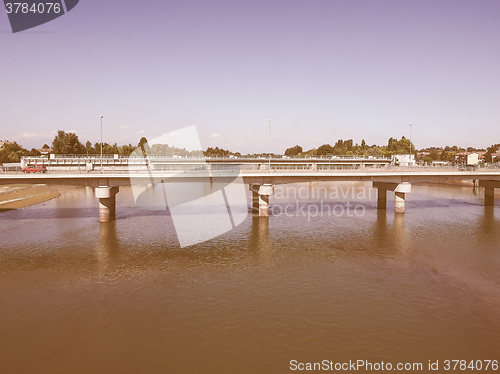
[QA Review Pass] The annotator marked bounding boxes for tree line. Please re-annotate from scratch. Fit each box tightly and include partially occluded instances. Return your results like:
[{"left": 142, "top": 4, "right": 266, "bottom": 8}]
[
  {"left": 284, "top": 138, "right": 499, "bottom": 164},
  {"left": 0, "top": 131, "right": 143, "bottom": 163},
  {"left": 284, "top": 137, "right": 416, "bottom": 157},
  {"left": 1, "top": 131, "right": 498, "bottom": 164},
  {"left": 0, "top": 131, "right": 239, "bottom": 163}
]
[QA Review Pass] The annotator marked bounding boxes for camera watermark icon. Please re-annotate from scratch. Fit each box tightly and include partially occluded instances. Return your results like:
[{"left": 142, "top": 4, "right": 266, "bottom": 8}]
[
  {"left": 128, "top": 126, "right": 248, "bottom": 247},
  {"left": 4, "top": 0, "right": 79, "bottom": 33}
]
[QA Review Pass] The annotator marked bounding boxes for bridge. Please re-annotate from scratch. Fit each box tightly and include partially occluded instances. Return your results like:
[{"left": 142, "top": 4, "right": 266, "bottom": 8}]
[
  {"left": 1, "top": 163, "right": 499, "bottom": 222},
  {"left": 16, "top": 154, "right": 394, "bottom": 173}
]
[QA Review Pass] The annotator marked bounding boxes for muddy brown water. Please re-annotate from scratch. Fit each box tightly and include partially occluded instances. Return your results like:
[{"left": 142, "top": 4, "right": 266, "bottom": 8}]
[{"left": 0, "top": 182, "right": 499, "bottom": 373}]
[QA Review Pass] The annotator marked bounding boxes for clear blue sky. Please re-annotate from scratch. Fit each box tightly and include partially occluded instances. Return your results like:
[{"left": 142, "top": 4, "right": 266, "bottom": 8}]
[{"left": 1, "top": 0, "right": 499, "bottom": 152}]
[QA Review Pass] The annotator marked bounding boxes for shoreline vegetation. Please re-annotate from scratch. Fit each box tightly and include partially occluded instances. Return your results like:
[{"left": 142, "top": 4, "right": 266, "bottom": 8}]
[{"left": 0, "top": 184, "right": 60, "bottom": 212}]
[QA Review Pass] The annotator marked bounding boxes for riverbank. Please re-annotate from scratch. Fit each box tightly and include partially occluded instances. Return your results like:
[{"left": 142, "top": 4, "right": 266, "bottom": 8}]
[{"left": 0, "top": 184, "right": 60, "bottom": 211}]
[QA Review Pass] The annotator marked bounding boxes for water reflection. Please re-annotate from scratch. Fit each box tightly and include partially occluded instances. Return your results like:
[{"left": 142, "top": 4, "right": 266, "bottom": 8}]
[
  {"left": 1, "top": 183, "right": 500, "bottom": 374},
  {"left": 371, "top": 210, "right": 410, "bottom": 257},
  {"left": 249, "top": 217, "right": 272, "bottom": 263},
  {"left": 472, "top": 184, "right": 479, "bottom": 197},
  {"left": 372, "top": 210, "right": 388, "bottom": 248},
  {"left": 85, "top": 186, "right": 95, "bottom": 205},
  {"left": 96, "top": 221, "right": 119, "bottom": 275},
  {"left": 479, "top": 206, "right": 497, "bottom": 240},
  {"left": 393, "top": 213, "right": 410, "bottom": 255}
]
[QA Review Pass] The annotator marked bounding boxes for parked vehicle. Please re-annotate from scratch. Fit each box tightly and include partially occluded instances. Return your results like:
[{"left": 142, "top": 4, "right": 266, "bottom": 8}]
[{"left": 22, "top": 165, "right": 47, "bottom": 173}]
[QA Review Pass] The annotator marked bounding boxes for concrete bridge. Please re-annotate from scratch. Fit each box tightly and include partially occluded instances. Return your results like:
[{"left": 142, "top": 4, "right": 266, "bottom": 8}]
[
  {"left": 1, "top": 167, "right": 499, "bottom": 222},
  {"left": 20, "top": 154, "right": 393, "bottom": 172}
]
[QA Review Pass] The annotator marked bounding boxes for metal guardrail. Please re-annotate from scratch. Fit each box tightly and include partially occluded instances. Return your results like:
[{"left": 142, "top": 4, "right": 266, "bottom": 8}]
[
  {"left": 2, "top": 163, "right": 500, "bottom": 175},
  {"left": 21, "top": 154, "right": 393, "bottom": 161}
]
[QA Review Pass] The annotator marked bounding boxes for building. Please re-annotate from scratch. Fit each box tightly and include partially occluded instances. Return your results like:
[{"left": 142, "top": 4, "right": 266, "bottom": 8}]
[
  {"left": 416, "top": 151, "right": 430, "bottom": 161},
  {"left": 455, "top": 152, "right": 479, "bottom": 165},
  {"left": 491, "top": 151, "right": 500, "bottom": 163},
  {"left": 37, "top": 147, "right": 53, "bottom": 155},
  {"left": 391, "top": 154, "right": 416, "bottom": 166}
]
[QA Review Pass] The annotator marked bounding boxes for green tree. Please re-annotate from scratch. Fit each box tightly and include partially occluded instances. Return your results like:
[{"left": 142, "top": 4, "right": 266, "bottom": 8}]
[
  {"left": 29, "top": 148, "right": 41, "bottom": 156},
  {"left": 367, "top": 147, "right": 383, "bottom": 156},
  {"left": 422, "top": 156, "right": 433, "bottom": 165},
  {"left": 102, "top": 143, "right": 113, "bottom": 155},
  {"left": 485, "top": 152, "right": 493, "bottom": 163},
  {"left": 85, "top": 141, "right": 96, "bottom": 155},
  {"left": 204, "top": 147, "right": 232, "bottom": 157},
  {"left": 484, "top": 144, "right": 499, "bottom": 164},
  {"left": 52, "top": 130, "right": 85, "bottom": 154},
  {"left": 317, "top": 144, "right": 334, "bottom": 156},
  {"left": 384, "top": 136, "right": 415, "bottom": 155},
  {"left": 284, "top": 145, "right": 303, "bottom": 156},
  {"left": 138, "top": 137, "right": 148, "bottom": 148},
  {"left": 101, "top": 143, "right": 119, "bottom": 155},
  {"left": 440, "top": 150, "right": 453, "bottom": 162},
  {"left": 137, "top": 137, "right": 149, "bottom": 156},
  {"left": 0, "top": 142, "right": 29, "bottom": 163},
  {"left": 118, "top": 144, "right": 136, "bottom": 156},
  {"left": 429, "top": 150, "right": 440, "bottom": 160}
]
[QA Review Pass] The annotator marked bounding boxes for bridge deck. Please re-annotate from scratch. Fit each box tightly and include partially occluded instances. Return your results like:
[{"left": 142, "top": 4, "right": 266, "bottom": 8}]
[{"left": 1, "top": 169, "right": 499, "bottom": 187}]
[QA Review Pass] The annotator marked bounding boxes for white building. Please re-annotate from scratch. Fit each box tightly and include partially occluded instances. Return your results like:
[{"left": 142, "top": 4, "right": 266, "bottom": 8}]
[
  {"left": 466, "top": 153, "right": 479, "bottom": 166},
  {"left": 391, "top": 154, "right": 416, "bottom": 167}
]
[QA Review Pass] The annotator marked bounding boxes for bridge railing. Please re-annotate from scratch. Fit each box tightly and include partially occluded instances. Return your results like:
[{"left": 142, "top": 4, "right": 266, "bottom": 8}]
[
  {"left": 4, "top": 163, "right": 500, "bottom": 175},
  {"left": 21, "top": 154, "right": 393, "bottom": 161}
]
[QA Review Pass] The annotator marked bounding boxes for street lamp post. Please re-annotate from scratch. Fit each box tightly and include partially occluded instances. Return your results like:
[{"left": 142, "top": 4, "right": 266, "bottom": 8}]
[
  {"left": 409, "top": 123, "right": 412, "bottom": 167},
  {"left": 268, "top": 119, "right": 271, "bottom": 172},
  {"left": 100, "top": 116, "right": 103, "bottom": 174}
]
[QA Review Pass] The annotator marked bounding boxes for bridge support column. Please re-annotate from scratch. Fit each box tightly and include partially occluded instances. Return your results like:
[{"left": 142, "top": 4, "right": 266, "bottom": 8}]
[
  {"left": 250, "top": 184, "right": 260, "bottom": 216},
  {"left": 394, "top": 192, "right": 406, "bottom": 213},
  {"left": 394, "top": 182, "right": 411, "bottom": 213},
  {"left": 258, "top": 184, "right": 274, "bottom": 217},
  {"left": 484, "top": 187, "right": 495, "bottom": 206},
  {"left": 258, "top": 193, "right": 270, "bottom": 217},
  {"left": 377, "top": 189, "right": 387, "bottom": 209},
  {"left": 479, "top": 181, "right": 499, "bottom": 207},
  {"left": 373, "top": 182, "right": 411, "bottom": 213},
  {"left": 250, "top": 184, "right": 274, "bottom": 217},
  {"left": 95, "top": 186, "right": 119, "bottom": 222}
]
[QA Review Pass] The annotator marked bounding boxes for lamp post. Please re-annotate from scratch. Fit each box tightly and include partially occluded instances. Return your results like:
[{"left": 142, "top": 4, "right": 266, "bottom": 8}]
[
  {"left": 100, "top": 116, "right": 103, "bottom": 174},
  {"left": 409, "top": 123, "right": 412, "bottom": 167},
  {"left": 268, "top": 119, "right": 271, "bottom": 172}
]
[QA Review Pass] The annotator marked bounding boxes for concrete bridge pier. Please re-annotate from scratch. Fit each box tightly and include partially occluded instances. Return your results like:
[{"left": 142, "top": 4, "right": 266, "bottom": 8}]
[
  {"left": 250, "top": 184, "right": 260, "bottom": 216},
  {"left": 95, "top": 186, "right": 119, "bottom": 222},
  {"left": 479, "top": 180, "right": 499, "bottom": 206},
  {"left": 373, "top": 182, "right": 412, "bottom": 213},
  {"left": 484, "top": 188, "right": 495, "bottom": 206},
  {"left": 393, "top": 182, "right": 412, "bottom": 213},
  {"left": 376, "top": 189, "right": 387, "bottom": 209},
  {"left": 394, "top": 192, "right": 406, "bottom": 213},
  {"left": 250, "top": 184, "right": 274, "bottom": 217}
]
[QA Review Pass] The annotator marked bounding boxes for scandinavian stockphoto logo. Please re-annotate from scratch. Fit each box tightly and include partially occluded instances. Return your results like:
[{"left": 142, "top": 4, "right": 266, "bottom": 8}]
[
  {"left": 4, "top": 0, "right": 79, "bottom": 33},
  {"left": 127, "top": 126, "right": 248, "bottom": 248}
]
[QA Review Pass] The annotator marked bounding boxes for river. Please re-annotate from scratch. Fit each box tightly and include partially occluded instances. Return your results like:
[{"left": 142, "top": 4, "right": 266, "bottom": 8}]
[{"left": 0, "top": 182, "right": 499, "bottom": 373}]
